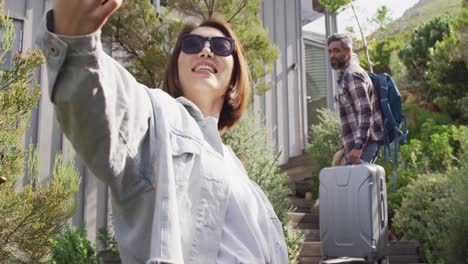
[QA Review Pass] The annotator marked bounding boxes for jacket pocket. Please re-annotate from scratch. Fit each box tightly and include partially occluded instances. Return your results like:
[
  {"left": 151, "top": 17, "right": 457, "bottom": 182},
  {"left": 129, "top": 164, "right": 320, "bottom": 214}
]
[{"left": 170, "top": 132, "right": 201, "bottom": 193}]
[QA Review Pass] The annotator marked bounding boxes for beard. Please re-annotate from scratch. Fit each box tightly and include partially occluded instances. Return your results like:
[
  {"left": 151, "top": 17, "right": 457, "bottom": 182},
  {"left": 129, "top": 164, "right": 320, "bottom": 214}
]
[{"left": 330, "top": 58, "right": 347, "bottom": 70}]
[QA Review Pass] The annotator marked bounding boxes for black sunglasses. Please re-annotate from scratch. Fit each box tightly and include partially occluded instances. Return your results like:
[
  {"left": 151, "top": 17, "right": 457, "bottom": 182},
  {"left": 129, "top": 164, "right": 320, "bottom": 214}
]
[{"left": 180, "top": 34, "right": 235, "bottom": 57}]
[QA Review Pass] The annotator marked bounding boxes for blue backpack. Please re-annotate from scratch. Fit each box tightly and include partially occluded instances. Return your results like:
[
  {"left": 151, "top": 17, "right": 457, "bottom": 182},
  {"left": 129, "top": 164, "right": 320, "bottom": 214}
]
[{"left": 368, "top": 72, "right": 408, "bottom": 164}]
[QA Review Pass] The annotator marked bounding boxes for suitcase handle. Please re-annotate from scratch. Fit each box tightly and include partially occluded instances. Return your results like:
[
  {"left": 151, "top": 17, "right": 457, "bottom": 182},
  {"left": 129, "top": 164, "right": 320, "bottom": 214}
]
[{"left": 380, "top": 193, "right": 386, "bottom": 228}]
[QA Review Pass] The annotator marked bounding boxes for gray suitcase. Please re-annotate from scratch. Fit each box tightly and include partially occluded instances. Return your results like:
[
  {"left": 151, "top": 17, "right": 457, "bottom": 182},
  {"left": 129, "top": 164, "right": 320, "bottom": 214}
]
[{"left": 319, "top": 164, "right": 388, "bottom": 264}]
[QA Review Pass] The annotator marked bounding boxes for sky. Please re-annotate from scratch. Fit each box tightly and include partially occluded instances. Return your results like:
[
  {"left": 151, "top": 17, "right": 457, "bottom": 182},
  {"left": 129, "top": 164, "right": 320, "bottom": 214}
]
[{"left": 303, "top": 0, "right": 420, "bottom": 36}]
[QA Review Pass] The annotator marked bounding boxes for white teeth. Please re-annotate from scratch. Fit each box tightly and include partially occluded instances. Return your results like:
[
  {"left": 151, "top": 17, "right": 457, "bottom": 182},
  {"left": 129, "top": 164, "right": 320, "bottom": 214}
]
[{"left": 193, "top": 64, "right": 217, "bottom": 73}]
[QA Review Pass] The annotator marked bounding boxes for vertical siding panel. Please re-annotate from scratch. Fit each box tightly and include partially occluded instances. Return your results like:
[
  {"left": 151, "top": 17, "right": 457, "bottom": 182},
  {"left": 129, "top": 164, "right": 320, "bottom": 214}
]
[
  {"left": 253, "top": 1, "right": 267, "bottom": 127},
  {"left": 298, "top": 0, "right": 308, "bottom": 149},
  {"left": 36, "top": 80, "right": 62, "bottom": 181},
  {"left": 71, "top": 155, "right": 87, "bottom": 227},
  {"left": 275, "top": 0, "right": 288, "bottom": 164},
  {"left": 21, "top": 0, "right": 45, "bottom": 186},
  {"left": 95, "top": 177, "right": 108, "bottom": 242},
  {"left": 62, "top": 135, "right": 86, "bottom": 227},
  {"left": 83, "top": 170, "right": 107, "bottom": 242},
  {"left": 3, "top": 0, "right": 26, "bottom": 18},
  {"left": 32, "top": 1, "right": 61, "bottom": 182},
  {"left": 262, "top": 0, "right": 276, "bottom": 150},
  {"left": 286, "top": 0, "right": 301, "bottom": 157}
]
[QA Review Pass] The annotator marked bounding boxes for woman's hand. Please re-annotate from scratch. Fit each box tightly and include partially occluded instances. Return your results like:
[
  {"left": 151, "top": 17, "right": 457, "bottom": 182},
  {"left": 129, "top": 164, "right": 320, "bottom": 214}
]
[{"left": 53, "top": 0, "right": 122, "bottom": 35}]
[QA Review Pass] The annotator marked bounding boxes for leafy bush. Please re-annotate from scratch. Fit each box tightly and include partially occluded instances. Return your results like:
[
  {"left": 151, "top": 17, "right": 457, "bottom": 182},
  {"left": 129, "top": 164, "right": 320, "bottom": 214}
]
[
  {"left": 369, "top": 32, "right": 411, "bottom": 74},
  {"left": 97, "top": 227, "right": 120, "bottom": 257},
  {"left": 0, "top": 150, "right": 81, "bottom": 263},
  {"left": 402, "top": 103, "right": 453, "bottom": 139},
  {"left": 393, "top": 127, "right": 468, "bottom": 263},
  {"left": 399, "top": 15, "right": 455, "bottom": 93},
  {"left": 0, "top": 7, "right": 81, "bottom": 263},
  {"left": 305, "top": 108, "right": 341, "bottom": 197},
  {"left": 426, "top": 25, "right": 468, "bottom": 123},
  {"left": 50, "top": 225, "right": 97, "bottom": 264},
  {"left": 444, "top": 128, "right": 468, "bottom": 262},
  {"left": 393, "top": 172, "right": 450, "bottom": 264},
  {"left": 387, "top": 50, "right": 411, "bottom": 90},
  {"left": 386, "top": 123, "right": 465, "bottom": 214},
  {"left": 222, "top": 114, "right": 301, "bottom": 262},
  {"left": 283, "top": 223, "right": 304, "bottom": 264}
]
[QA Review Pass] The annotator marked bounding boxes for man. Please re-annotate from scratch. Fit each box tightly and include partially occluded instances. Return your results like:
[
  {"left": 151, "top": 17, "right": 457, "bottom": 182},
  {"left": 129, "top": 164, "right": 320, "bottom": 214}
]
[{"left": 327, "top": 33, "right": 384, "bottom": 165}]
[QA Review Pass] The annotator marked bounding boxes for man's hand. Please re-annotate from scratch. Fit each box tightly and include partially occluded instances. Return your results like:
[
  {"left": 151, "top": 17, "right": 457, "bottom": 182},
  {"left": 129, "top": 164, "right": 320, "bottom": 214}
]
[
  {"left": 348, "top": 148, "right": 363, "bottom": 164},
  {"left": 53, "top": 0, "right": 122, "bottom": 36}
]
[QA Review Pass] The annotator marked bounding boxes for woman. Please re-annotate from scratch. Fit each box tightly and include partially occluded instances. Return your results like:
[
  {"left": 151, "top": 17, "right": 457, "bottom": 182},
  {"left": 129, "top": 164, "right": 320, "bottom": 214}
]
[{"left": 38, "top": 0, "right": 288, "bottom": 263}]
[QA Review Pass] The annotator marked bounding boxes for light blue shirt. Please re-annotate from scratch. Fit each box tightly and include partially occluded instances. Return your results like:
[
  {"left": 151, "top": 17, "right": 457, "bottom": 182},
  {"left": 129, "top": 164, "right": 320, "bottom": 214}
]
[{"left": 217, "top": 146, "right": 288, "bottom": 263}]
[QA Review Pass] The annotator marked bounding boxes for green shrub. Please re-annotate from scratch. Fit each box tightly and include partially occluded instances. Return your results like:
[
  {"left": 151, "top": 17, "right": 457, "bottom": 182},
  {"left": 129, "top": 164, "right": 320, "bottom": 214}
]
[
  {"left": 444, "top": 165, "right": 468, "bottom": 263},
  {"left": 305, "top": 108, "right": 341, "bottom": 197},
  {"left": 386, "top": 123, "right": 466, "bottom": 215},
  {"left": 50, "top": 225, "right": 97, "bottom": 264},
  {"left": 402, "top": 103, "right": 453, "bottom": 139},
  {"left": 283, "top": 223, "right": 304, "bottom": 264},
  {"left": 388, "top": 50, "right": 412, "bottom": 90},
  {"left": 369, "top": 32, "right": 411, "bottom": 75},
  {"left": 97, "top": 228, "right": 119, "bottom": 257},
  {"left": 0, "top": 7, "right": 81, "bottom": 263},
  {"left": 399, "top": 15, "right": 455, "bottom": 93},
  {"left": 423, "top": 2, "right": 468, "bottom": 124},
  {"left": 393, "top": 172, "right": 451, "bottom": 264},
  {"left": 393, "top": 128, "right": 468, "bottom": 263},
  {"left": 444, "top": 128, "right": 468, "bottom": 262}
]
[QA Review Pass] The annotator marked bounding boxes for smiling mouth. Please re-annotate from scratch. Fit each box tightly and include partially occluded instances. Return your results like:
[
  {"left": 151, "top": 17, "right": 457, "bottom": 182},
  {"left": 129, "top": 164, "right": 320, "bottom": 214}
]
[{"left": 192, "top": 64, "right": 218, "bottom": 74}]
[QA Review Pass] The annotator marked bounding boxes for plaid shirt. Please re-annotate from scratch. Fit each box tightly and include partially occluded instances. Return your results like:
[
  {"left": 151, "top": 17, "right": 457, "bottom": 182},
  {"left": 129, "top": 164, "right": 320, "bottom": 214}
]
[{"left": 335, "top": 55, "right": 384, "bottom": 157}]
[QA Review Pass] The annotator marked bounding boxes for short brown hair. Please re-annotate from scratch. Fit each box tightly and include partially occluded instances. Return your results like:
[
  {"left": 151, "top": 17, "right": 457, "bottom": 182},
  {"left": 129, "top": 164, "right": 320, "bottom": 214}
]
[{"left": 162, "top": 17, "right": 250, "bottom": 132}]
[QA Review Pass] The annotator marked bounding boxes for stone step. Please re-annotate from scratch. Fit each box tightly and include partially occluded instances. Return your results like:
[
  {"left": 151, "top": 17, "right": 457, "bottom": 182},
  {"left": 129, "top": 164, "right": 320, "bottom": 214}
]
[
  {"left": 300, "top": 241, "right": 322, "bottom": 257},
  {"left": 281, "top": 152, "right": 315, "bottom": 170},
  {"left": 299, "top": 241, "right": 422, "bottom": 263},
  {"left": 299, "top": 256, "right": 424, "bottom": 264},
  {"left": 385, "top": 240, "right": 420, "bottom": 256},
  {"left": 388, "top": 255, "right": 422, "bottom": 264},
  {"left": 299, "top": 256, "right": 322, "bottom": 264},
  {"left": 287, "top": 212, "right": 320, "bottom": 225},
  {"left": 293, "top": 229, "right": 321, "bottom": 241},
  {"left": 288, "top": 196, "right": 319, "bottom": 213},
  {"left": 294, "top": 178, "right": 314, "bottom": 197},
  {"left": 294, "top": 222, "right": 320, "bottom": 229}
]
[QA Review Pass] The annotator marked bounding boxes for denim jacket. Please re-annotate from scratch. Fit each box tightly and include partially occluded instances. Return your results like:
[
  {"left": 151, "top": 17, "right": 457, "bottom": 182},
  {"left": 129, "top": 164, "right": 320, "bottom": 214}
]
[{"left": 36, "top": 11, "right": 287, "bottom": 264}]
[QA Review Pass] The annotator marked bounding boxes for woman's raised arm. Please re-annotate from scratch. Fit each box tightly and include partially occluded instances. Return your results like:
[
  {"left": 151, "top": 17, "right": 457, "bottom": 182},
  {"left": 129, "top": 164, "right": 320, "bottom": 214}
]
[{"left": 53, "top": 0, "right": 122, "bottom": 36}]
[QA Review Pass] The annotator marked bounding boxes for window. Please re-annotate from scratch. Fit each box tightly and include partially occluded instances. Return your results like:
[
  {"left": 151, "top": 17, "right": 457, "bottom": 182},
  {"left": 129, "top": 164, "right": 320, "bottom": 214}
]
[{"left": 304, "top": 42, "right": 328, "bottom": 126}]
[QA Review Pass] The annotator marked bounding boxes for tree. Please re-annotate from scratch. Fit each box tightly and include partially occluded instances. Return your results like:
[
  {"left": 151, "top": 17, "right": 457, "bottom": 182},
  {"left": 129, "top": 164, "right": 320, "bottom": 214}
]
[
  {"left": 319, "top": 0, "right": 393, "bottom": 73},
  {"left": 103, "top": 0, "right": 182, "bottom": 88},
  {"left": 398, "top": 15, "right": 455, "bottom": 96},
  {"left": 455, "top": 0, "right": 468, "bottom": 63},
  {"left": 104, "top": 0, "right": 279, "bottom": 94},
  {"left": 0, "top": 7, "right": 81, "bottom": 262},
  {"left": 367, "top": 31, "right": 411, "bottom": 74},
  {"left": 424, "top": 5, "right": 468, "bottom": 123}
]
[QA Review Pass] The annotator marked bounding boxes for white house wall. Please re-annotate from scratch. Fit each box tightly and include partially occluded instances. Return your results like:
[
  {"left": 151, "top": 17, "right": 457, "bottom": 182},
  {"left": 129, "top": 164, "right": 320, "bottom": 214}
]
[{"left": 255, "top": 0, "right": 306, "bottom": 165}]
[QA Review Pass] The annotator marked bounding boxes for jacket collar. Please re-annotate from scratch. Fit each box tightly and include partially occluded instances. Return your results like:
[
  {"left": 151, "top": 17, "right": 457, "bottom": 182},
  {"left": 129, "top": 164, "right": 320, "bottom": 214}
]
[{"left": 176, "top": 96, "right": 205, "bottom": 120}]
